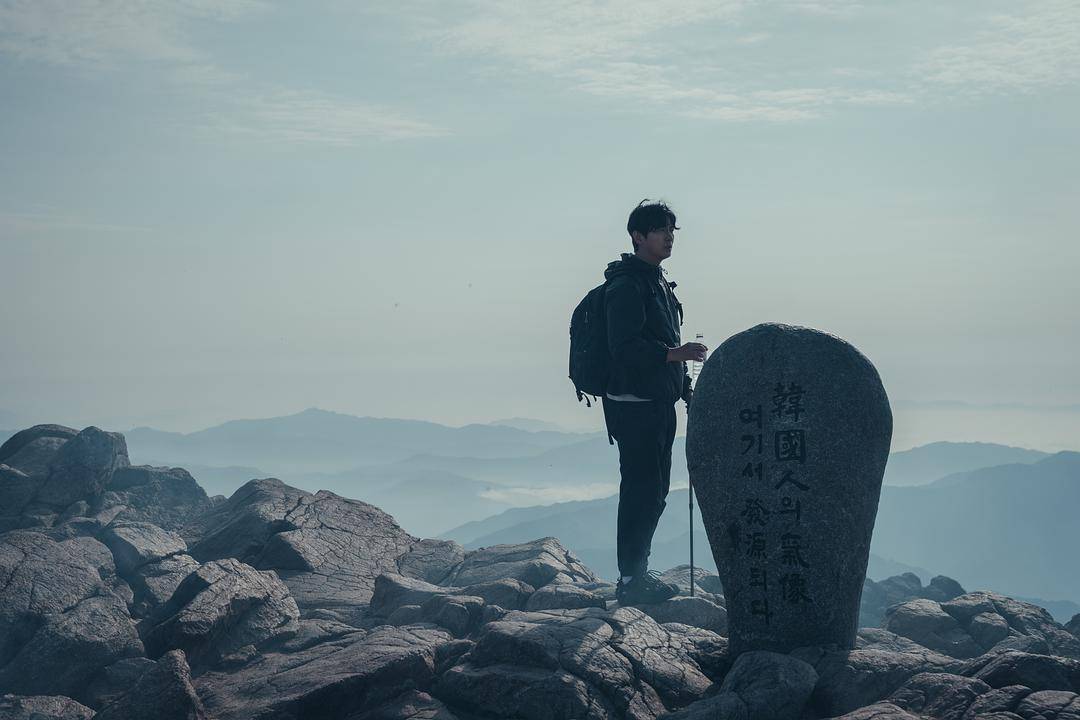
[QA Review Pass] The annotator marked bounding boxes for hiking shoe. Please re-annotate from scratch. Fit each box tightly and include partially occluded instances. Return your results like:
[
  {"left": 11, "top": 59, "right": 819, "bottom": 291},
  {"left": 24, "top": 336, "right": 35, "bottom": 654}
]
[{"left": 615, "top": 570, "right": 680, "bottom": 605}]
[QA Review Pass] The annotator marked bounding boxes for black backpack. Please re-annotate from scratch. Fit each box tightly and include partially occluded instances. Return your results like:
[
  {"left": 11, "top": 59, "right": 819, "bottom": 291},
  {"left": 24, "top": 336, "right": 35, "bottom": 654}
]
[
  {"left": 569, "top": 273, "right": 685, "bottom": 408},
  {"left": 568, "top": 281, "right": 611, "bottom": 408}
]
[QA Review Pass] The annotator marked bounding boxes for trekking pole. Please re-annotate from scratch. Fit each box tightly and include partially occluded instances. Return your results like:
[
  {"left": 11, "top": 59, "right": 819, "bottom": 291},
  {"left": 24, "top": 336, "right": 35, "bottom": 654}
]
[{"left": 688, "top": 333, "right": 704, "bottom": 598}]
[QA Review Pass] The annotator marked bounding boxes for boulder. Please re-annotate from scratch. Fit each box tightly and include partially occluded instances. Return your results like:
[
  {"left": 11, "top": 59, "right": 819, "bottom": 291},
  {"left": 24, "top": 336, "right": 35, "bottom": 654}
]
[
  {"left": 0, "top": 424, "right": 78, "bottom": 476},
  {"left": 830, "top": 703, "right": 923, "bottom": 719},
  {"left": 195, "top": 625, "right": 453, "bottom": 720},
  {"left": 1015, "top": 689, "right": 1080, "bottom": 719},
  {"left": 1067, "top": 613, "right": 1080, "bottom": 640},
  {"left": 659, "top": 692, "right": 748, "bottom": 720},
  {"left": 686, "top": 324, "right": 892, "bottom": 656},
  {"left": 419, "top": 594, "right": 485, "bottom": 638},
  {"left": 886, "top": 672, "right": 991, "bottom": 720},
  {"left": 370, "top": 573, "right": 454, "bottom": 618},
  {"left": 127, "top": 553, "right": 201, "bottom": 618},
  {"left": 0, "top": 530, "right": 137, "bottom": 697},
  {"left": 397, "top": 538, "right": 464, "bottom": 585},
  {"left": 883, "top": 599, "right": 983, "bottom": 658},
  {"left": 188, "top": 479, "right": 415, "bottom": 609},
  {"left": 100, "top": 521, "right": 187, "bottom": 575},
  {"left": 445, "top": 537, "right": 598, "bottom": 589},
  {"left": 0, "top": 595, "right": 143, "bottom": 701},
  {"left": 861, "top": 573, "right": 967, "bottom": 628},
  {"left": 942, "top": 592, "right": 1080, "bottom": 660},
  {"left": 796, "top": 647, "right": 961, "bottom": 717},
  {"left": 0, "top": 695, "right": 95, "bottom": 719},
  {"left": 717, "top": 650, "right": 817, "bottom": 720},
  {"left": 355, "top": 690, "right": 460, "bottom": 720},
  {"left": 460, "top": 578, "right": 535, "bottom": 611},
  {"left": 656, "top": 565, "right": 725, "bottom": 597},
  {"left": 960, "top": 684, "right": 1033, "bottom": 718},
  {"left": 967, "top": 651, "right": 1080, "bottom": 693},
  {"left": 435, "top": 662, "right": 618, "bottom": 720},
  {"left": 93, "top": 650, "right": 207, "bottom": 720},
  {"left": 0, "top": 464, "right": 39, "bottom": 524},
  {"left": 101, "top": 466, "right": 213, "bottom": 534},
  {"left": 634, "top": 596, "right": 727, "bottom": 634},
  {"left": 463, "top": 609, "right": 663, "bottom": 719},
  {"left": 36, "top": 426, "right": 129, "bottom": 509},
  {"left": 525, "top": 584, "right": 606, "bottom": 612},
  {"left": 84, "top": 657, "right": 157, "bottom": 707},
  {"left": 144, "top": 558, "right": 299, "bottom": 668}
]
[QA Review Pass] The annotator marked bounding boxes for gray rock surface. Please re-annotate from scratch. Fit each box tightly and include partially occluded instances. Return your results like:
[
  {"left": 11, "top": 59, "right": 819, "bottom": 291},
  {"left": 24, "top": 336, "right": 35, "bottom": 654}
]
[
  {"left": 100, "top": 521, "right": 187, "bottom": 575},
  {"left": 95, "top": 650, "right": 207, "bottom": 720},
  {"left": 102, "top": 466, "right": 213, "bottom": 534},
  {"left": 0, "top": 694, "right": 95, "bottom": 719},
  {"left": 1015, "top": 689, "right": 1080, "bottom": 719},
  {"left": 686, "top": 323, "right": 892, "bottom": 655},
  {"left": 188, "top": 479, "right": 415, "bottom": 609},
  {"left": 0, "top": 594, "right": 143, "bottom": 701},
  {"left": 657, "top": 565, "right": 725, "bottom": 597},
  {"left": 861, "top": 573, "right": 966, "bottom": 628},
  {"left": 144, "top": 558, "right": 299, "bottom": 668},
  {"left": 445, "top": 537, "right": 598, "bottom": 588},
  {"left": 633, "top": 596, "right": 727, "bottom": 634},
  {"left": 355, "top": 689, "right": 460, "bottom": 720},
  {"left": 886, "top": 671, "right": 991, "bottom": 720},
  {"left": 717, "top": 650, "right": 817, "bottom": 720},
  {"left": 830, "top": 703, "right": 923, "bottom": 719},
  {"left": 397, "top": 539, "right": 464, "bottom": 585},
  {"left": 0, "top": 424, "right": 78, "bottom": 476},
  {"left": 659, "top": 692, "right": 748, "bottom": 720},
  {"left": 195, "top": 625, "right": 453, "bottom": 720},
  {"left": 943, "top": 592, "right": 1080, "bottom": 659},
  {"left": 36, "top": 426, "right": 129, "bottom": 509},
  {"left": 884, "top": 599, "right": 984, "bottom": 658},
  {"left": 84, "top": 657, "right": 157, "bottom": 707},
  {"left": 795, "top": 647, "right": 961, "bottom": 717},
  {"left": 965, "top": 651, "right": 1080, "bottom": 693},
  {"left": 525, "top": 583, "right": 606, "bottom": 611},
  {"left": 127, "top": 553, "right": 201, "bottom": 618},
  {"left": 0, "top": 530, "right": 141, "bottom": 700}
]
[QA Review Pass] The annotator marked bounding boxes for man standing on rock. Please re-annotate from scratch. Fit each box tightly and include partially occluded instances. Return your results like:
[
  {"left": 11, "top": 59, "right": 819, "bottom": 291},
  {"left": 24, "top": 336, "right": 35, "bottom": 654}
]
[{"left": 603, "top": 199, "right": 707, "bottom": 606}]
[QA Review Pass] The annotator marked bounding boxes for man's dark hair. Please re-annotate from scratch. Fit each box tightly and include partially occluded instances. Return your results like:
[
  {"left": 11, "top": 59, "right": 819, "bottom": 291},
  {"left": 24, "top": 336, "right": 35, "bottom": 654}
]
[{"left": 627, "top": 199, "right": 679, "bottom": 250}]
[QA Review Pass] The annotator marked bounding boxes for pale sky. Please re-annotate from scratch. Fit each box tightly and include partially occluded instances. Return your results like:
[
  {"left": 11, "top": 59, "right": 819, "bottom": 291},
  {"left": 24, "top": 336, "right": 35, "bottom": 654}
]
[{"left": 2, "top": 1, "right": 1078, "bottom": 452}]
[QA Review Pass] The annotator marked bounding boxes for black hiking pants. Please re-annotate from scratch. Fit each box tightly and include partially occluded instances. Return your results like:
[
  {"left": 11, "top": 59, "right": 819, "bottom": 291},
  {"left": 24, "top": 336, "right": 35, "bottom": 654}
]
[{"left": 603, "top": 397, "right": 678, "bottom": 578}]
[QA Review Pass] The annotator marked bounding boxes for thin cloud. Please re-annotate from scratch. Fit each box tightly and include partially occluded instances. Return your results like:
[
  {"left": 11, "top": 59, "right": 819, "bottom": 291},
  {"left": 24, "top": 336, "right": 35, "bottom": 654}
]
[
  {"left": 206, "top": 89, "right": 450, "bottom": 145},
  {"left": 0, "top": 0, "right": 447, "bottom": 143},
  {"left": 918, "top": 0, "right": 1080, "bottom": 94}
]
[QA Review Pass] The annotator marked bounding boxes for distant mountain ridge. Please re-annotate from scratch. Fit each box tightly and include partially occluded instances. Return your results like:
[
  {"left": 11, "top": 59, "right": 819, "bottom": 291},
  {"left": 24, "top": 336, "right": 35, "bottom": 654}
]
[
  {"left": 125, "top": 407, "right": 598, "bottom": 474},
  {"left": 884, "top": 441, "right": 1047, "bottom": 486}
]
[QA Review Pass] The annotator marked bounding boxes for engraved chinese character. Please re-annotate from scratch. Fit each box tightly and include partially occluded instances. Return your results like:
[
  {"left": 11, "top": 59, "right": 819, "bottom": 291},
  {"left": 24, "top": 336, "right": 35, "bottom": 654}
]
[
  {"left": 774, "top": 429, "right": 806, "bottom": 463},
  {"left": 744, "top": 532, "right": 767, "bottom": 559},
  {"left": 749, "top": 567, "right": 768, "bottom": 591},
  {"left": 772, "top": 382, "right": 806, "bottom": 422},
  {"left": 780, "top": 533, "right": 810, "bottom": 568},
  {"left": 774, "top": 470, "right": 809, "bottom": 491},
  {"left": 739, "top": 406, "right": 763, "bottom": 429},
  {"left": 741, "top": 498, "right": 771, "bottom": 526},
  {"left": 781, "top": 573, "right": 812, "bottom": 604}
]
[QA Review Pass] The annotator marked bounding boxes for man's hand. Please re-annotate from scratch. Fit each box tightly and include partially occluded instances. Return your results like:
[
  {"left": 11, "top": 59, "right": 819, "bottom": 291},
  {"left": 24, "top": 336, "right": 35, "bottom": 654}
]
[{"left": 667, "top": 342, "right": 708, "bottom": 363}]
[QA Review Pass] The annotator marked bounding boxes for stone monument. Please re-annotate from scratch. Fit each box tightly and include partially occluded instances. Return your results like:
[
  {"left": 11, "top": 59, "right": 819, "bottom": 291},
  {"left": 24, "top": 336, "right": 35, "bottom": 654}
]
[{"left": 686, "top": 323, "right": 892, "bottom": 657}]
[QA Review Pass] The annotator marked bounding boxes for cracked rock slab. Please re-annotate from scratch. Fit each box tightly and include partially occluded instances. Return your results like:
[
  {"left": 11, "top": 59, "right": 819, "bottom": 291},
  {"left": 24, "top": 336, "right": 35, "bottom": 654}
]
[
  {"left": 195, "top": 624, "right": 452, "bottom": 720},
  {"left": 188, "top": 479, "right": 416, "bottom": 609},
  {"left": 445, "top": 537, "right": 598, "bottom": 589},
  {"left": 144, "top": 558, "right": 299, "bottom": 668},
  {"left": 0, "top": 694, "right": 95, "bottom": 720}
]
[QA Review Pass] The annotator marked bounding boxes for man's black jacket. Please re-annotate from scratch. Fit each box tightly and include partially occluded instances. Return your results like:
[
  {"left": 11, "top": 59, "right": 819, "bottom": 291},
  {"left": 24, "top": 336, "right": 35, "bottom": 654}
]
[{"left": 604, "top": 253, "right": 691, "bottom": 406}]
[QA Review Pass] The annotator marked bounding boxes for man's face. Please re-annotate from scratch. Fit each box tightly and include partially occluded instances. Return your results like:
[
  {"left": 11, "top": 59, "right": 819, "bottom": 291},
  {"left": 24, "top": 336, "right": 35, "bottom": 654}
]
[{"left": 635, "top": 223, "right": 675, "bottom": 263}]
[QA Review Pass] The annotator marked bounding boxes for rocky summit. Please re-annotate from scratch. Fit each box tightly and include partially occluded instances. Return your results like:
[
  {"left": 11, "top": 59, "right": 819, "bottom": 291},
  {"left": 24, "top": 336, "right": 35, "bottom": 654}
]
[{"left": 2, "top": 423, "right": 1079, "bottom": 719}]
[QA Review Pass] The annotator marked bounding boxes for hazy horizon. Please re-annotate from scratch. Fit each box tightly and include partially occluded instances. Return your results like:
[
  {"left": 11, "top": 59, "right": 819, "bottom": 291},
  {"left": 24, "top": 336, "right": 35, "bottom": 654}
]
[{"left": 2, "top": 2, "right": 1078, "bottom": 453}]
